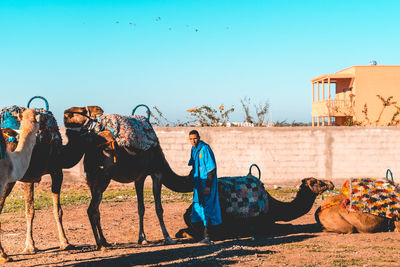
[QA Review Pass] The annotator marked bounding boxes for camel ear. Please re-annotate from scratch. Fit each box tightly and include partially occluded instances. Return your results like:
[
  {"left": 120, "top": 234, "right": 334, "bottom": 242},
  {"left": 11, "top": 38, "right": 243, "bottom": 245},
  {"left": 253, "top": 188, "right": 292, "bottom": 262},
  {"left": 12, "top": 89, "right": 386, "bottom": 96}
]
[
  {"left": 86, "top": 106, "right": 104, "bottom": 119},
  {"left": 301, "top": 178, "right": 309, "bottom": 185},
  {"left": 302, "top": 177, "right": 319, "bottom": 191},
  {"left": 64, "top": 107, "right": 85, "bottom": 115},
  {"left": 64, "top": 112, "right": 73, "bottom": 119}
]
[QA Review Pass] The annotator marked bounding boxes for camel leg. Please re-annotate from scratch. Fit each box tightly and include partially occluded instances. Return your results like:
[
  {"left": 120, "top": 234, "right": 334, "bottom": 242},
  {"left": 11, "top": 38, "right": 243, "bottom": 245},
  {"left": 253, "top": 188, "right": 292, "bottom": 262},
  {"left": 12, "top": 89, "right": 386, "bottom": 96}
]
[
  {"left": 22, "top": 182, "right": 38, "bottom": 254},
  {"left": 50, "top": 169, "right": 73, "bottom": 250},
  {"left": 151, "top": 172, "right": 176, "bottom": 245},
  {"left": 394, "top": 221, "right": 400, "bottom": 232},
  {"left": 87, "top": 171, "right": 111, "bottom": 250},
  {"left": 0, "top": 182, "right": 16, "bottom": 213},
  {"left": 0, "top": 184, "right": 11, "bottom": 263},
  {"left": 135, "top": 179, "right": 149, "bottom": 244}
]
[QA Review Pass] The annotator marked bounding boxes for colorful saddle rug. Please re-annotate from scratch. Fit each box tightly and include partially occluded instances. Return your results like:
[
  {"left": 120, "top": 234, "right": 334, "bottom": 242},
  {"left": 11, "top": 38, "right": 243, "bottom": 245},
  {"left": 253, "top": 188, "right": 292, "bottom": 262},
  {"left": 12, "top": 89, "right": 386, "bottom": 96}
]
[
  {"left": 0, "top": 105, "right": 62, "bottom": 145},
  {"left": 341, "top": 178, "right": 400, "bottom": 219},
  {"left": 94, "top": 114, "right": 159, "bottom": 151},
  {"left": 218, "top": 175, "right": 269, "bottom": 218},
  {"left": 0, "top": 106, "right": 25, "bottom": 130}
]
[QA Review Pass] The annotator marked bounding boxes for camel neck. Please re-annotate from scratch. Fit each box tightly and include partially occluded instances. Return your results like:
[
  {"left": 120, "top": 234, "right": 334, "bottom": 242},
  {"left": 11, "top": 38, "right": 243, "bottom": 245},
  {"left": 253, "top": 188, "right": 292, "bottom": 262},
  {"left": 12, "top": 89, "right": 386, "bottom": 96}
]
[
  {"left": 8, "top": 121, "right": 38, "bottom": 181},
  {"left": 158, "top": 147, "right": 193, "bottom": 193},
  {"left": 268, "top": 187, "right": 317, "bottom": 222},
  {"left": 60, "top": 130, "right": 86, "bottom": 169}
]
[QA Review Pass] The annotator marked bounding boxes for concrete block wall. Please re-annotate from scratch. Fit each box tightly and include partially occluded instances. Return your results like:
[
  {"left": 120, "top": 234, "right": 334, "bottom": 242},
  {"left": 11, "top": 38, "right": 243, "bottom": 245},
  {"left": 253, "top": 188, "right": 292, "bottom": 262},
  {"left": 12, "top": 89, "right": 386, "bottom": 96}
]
[{"left": 60, "top": 127, "right": 400, "bottom": 186}]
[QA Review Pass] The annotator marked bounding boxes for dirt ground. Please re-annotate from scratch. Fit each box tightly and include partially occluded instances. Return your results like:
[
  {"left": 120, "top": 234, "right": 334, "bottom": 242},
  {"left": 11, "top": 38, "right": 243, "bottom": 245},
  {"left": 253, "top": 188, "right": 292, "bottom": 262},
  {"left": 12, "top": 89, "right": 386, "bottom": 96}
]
[{"left": 2, "top": 182, "right": 400, "bottom": 267}]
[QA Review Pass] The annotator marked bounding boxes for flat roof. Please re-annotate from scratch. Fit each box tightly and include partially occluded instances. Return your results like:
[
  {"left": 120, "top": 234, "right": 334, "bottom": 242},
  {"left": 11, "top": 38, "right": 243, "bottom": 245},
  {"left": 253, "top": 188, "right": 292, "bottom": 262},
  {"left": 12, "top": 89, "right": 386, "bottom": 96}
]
[
  {"left": 310, "top": 73, "right": 354, "bottom": 82},
  {"left": 311, "top": 65, "right": 400, "bottom": 82}
]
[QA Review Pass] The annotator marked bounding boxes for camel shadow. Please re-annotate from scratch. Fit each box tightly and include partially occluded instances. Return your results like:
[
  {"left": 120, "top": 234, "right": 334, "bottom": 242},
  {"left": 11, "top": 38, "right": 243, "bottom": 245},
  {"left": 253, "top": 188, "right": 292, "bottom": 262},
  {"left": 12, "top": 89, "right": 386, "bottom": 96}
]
[
  {"left": 266, "top": 222, "right": 322, "bottom": 237},
  {"left": 178, "top": 221, "right": 323, "bottom": 242},
  {"left": 29, "top": 234, "right": 316, "bottom": 266}
]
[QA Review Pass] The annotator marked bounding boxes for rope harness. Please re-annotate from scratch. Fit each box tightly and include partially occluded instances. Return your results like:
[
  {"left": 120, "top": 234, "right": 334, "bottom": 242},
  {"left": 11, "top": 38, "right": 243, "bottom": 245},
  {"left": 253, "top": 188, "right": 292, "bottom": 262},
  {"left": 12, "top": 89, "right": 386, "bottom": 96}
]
[
  {"left": 1, "top": 131, "right": 18, "bottom": 143},
  {"left": 320, "top": 200, "right": 342, "bottom": 212}
]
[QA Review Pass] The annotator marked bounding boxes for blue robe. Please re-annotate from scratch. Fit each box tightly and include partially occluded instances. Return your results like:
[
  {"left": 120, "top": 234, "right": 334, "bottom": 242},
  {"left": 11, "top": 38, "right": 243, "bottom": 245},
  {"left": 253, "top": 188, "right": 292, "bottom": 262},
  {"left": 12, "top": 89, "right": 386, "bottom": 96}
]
[{"left": 188, "top": 140, "right": 222, "bottom": 226}]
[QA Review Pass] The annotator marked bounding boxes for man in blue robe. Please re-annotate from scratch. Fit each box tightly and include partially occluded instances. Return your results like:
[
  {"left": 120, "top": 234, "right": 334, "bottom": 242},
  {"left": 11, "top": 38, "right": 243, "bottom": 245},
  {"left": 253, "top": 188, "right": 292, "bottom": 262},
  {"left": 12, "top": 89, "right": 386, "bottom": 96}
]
[{"left": 188, "top": 130, "right": 221, "bottom": 244}]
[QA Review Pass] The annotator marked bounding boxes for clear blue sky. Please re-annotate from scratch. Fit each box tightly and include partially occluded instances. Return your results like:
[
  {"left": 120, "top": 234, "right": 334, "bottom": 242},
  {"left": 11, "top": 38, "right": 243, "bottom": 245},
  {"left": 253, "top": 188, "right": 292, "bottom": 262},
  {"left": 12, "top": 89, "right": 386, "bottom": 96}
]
[{"left": 1, "top": 0, "right": 400, "bottom": 124}]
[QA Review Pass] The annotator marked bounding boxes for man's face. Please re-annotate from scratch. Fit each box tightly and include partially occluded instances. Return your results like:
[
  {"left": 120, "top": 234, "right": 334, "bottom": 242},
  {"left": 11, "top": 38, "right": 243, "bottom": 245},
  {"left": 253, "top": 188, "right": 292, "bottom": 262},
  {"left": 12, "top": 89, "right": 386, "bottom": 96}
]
[{"left": 189, "top": 134, "right": 200, "bottom": 147}]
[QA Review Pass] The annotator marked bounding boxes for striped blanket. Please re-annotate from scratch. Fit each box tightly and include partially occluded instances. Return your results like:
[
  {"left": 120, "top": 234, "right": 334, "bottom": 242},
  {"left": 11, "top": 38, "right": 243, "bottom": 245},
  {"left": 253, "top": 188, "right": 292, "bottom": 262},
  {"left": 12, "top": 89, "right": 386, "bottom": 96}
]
[
  {"left": 218, "top": 175, "right": 269, "bottom": 218},
  {"left": 341, "top": 178, "right": 400, "bottom": 219}
]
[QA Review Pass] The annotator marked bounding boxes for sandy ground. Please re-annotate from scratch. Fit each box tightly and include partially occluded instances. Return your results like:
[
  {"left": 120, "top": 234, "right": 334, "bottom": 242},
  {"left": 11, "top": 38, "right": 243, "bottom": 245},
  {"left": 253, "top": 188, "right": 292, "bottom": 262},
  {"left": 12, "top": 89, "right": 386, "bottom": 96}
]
[{"left": 1, "top": 182, "right": 400, "bottom": 266}]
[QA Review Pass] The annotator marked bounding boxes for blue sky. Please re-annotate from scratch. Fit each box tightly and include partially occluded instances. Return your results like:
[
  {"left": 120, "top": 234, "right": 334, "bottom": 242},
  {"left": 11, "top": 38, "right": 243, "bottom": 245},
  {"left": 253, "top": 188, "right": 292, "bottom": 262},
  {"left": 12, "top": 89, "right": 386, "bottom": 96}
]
[{"left": 1, "top": 0, "right": 400, "bottom": 124}]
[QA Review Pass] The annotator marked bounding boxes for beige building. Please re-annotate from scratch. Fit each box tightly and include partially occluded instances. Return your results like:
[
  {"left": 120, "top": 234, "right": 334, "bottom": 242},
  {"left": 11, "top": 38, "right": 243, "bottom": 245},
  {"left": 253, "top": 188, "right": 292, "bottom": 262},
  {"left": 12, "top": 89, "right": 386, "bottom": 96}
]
[{"left": 311, "top": 65, "right": 400, "bottom": 126}]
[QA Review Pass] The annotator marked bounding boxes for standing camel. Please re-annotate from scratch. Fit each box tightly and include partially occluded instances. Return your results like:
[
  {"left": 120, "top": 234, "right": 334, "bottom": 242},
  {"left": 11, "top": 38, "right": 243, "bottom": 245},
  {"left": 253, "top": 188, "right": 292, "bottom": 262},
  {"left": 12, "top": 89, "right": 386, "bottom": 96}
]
[
  {"left": 0, "top": 109, "right": 40, "bottom": 263},
  {"left": 64, "top": 106, "right": 193, "bottom": 250},
  {"left": 0, "top": 102, "right": 99, "bottom": 254}
]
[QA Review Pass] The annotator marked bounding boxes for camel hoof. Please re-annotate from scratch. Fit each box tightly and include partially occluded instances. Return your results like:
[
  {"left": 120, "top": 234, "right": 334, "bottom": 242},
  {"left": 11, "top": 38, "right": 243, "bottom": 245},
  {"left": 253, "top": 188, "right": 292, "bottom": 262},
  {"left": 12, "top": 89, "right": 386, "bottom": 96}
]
[
  {"left": 182, "top": 232, "right": 194, "bottom": 239},
  {"left": 165, "top": 237, "right": 177, "bottom": 245},
  {"left": 22, "top": 246, "right": 38, "bottom": 254},
  {"left": 138, "top": 239, "right": 150, "bottom": 245},
  {"left": 60, "top": 244, "right": 75, "bottom": 251},
  {"left": 96, "top": 242, "right": 112, "bottom": 251},
  {"left": 100, "top": 246, "right": 109, "bottom": 251},
  {"left": 0, "top": 255, "right": 12, "bottom": 263}
]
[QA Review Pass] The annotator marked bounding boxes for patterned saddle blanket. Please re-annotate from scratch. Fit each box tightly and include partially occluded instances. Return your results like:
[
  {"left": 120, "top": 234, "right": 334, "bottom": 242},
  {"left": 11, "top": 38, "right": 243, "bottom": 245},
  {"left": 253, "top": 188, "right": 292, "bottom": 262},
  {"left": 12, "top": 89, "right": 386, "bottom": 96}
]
[
  {"left": 94, "top": 114, "right": 159, "bottom": 151},
  {"left": 218, "top": 175, "right": 269, "bottom": 218},
  {"left": 341, "top": 178, "right": 400, "bottom": 219},
  {"left": 0, "top": 105, "right": 62, "bottom": 145}
]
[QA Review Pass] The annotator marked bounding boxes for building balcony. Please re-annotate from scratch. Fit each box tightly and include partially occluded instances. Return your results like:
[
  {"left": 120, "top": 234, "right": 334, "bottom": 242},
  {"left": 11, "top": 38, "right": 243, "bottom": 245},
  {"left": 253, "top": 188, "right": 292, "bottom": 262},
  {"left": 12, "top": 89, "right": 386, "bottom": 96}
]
[{"left": 312, "top": 100, "right": 353, "bottom": 117}]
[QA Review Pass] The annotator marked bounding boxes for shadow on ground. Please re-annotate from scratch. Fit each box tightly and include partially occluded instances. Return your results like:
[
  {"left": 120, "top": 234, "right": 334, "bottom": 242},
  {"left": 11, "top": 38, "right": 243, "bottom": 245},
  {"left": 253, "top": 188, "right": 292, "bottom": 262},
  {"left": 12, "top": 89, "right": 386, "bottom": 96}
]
[{"left": 28, "top": 232, "right": 317, "bottom": 266}]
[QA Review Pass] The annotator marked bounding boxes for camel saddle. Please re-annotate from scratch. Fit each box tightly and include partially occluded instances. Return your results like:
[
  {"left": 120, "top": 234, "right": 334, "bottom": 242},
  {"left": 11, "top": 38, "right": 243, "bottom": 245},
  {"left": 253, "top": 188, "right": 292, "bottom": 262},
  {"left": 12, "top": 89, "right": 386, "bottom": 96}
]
[
  {"left": 218, "top": 166, "right": 269, "bottom": 218},
  {"left": 0, "top": 105, "right": 62, "bottom": 145},
  {"left": 341, "top": 178, "right": 400, "bottom": 220},
  {"left": 94, "top": 114, "right": 159, "bottom": 151}
]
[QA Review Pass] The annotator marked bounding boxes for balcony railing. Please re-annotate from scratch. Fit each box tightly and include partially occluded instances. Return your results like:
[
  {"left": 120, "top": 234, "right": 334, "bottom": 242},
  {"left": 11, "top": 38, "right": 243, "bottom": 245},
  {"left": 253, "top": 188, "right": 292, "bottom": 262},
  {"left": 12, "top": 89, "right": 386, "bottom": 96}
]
[{"left": 312, "top": 99, "right": 353, "bottom": 117}]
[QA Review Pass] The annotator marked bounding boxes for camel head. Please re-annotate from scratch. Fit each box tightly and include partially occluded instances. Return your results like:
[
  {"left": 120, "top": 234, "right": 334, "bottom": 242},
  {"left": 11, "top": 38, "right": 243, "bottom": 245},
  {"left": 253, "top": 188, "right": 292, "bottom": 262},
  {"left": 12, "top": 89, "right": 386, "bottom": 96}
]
[
  {"left": 19, "top": 109, "right": 40, "bottom": 135},
  {"left": 300, "top": 177, "right": 334, "bottom": 195},
  {"left": 64, "top": 106, "right": 104, "bottom": 130}
]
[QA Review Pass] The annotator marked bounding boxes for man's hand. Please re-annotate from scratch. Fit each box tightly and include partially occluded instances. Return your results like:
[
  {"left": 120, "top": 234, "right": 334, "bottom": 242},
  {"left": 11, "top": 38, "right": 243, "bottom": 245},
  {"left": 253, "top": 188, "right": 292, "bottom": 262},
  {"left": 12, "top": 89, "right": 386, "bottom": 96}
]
[{"left": 204, "top": 187, "right": 211, "bottom": 195}]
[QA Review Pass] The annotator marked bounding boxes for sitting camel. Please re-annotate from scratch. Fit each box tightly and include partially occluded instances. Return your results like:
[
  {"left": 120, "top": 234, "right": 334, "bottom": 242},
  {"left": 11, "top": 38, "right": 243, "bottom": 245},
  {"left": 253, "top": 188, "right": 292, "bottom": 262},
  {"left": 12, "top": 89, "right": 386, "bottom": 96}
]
[
  {"left": 64, "top": 106, "right": 193, "bottom": 250},
  {"left": 0, "top": 109, "right": 40, "bottom": 263},
  {"left": 315, "top": 179, "right": 400, "bottom": 233},
  {"left": 177, "top": 177, "right": 334, "bottom": 240},
  {"left": 0, "top": 102, "right": 93, "bottom": 254}
]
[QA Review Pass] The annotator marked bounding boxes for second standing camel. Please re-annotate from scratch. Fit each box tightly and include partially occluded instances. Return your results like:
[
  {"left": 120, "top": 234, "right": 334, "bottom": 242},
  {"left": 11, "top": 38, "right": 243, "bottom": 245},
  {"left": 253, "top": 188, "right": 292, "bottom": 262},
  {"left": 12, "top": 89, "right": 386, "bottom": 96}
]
[{"left": 64, "top": 106, "right": 193, "bottom": 250}]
